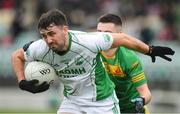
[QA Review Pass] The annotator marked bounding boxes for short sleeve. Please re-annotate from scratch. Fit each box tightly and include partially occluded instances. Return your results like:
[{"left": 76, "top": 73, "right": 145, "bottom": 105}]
[
  {"left": 122, "top": 48, "right": 147, "bottom": 87},
  {"left": 23, "top": 39, "right": 49, "bottom": 62},
  {"left": 73, "top": 32, "right": 113, "bottom": 53}
]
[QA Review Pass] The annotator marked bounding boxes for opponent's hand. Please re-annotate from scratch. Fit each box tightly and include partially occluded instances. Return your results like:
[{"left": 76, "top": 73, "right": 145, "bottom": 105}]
[
  {"left": 131, "top": 97, "right": 145, "bottom": 113},
  {"left": 146, "top": 46, "right": 175, "bottom": 62},
  {"left": 19, "top": 80, "right": 50, "bottom": 93}
]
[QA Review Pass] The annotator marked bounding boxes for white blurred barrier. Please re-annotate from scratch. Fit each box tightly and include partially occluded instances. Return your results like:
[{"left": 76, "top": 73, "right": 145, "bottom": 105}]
[
  {"left": 0, "top": 87, "right": 60, "bottom": 112},
  {"left": 0, "top": 87, "right": 180, "bottom": 113},
  {"left": 149, "top": 90, "right": 180, "bottom": 113}
]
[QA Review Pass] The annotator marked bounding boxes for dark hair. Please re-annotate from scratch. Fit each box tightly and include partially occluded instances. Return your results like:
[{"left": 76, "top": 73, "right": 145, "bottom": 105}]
[
  {"left": 38, "top": 9, "right": 68, "bottom": 29},
  {"left": 98, "top": 14, "right": 122, "bottom": 26}
]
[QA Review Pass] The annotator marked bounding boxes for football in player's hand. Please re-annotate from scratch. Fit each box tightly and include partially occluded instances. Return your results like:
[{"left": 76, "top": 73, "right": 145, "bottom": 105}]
[{"left": 25, "top": 61, "right": 56, "bottom": 85}]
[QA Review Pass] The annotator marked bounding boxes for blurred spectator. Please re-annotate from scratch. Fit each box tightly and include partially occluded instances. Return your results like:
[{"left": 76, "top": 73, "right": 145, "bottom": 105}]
[
  {"left": 0, "top": 0, "right": 15, "bottom": 45},
  {"left": 9, "top": 0, "right": 37, "bottom": 43},
  {"left": 59, "top": 0, "right": 84, "bottom": 27},
  {"left": 140, "top": 27, "right": 154, "bottom": 44},
  {"left": 157, "top": 23, "right": 177, "bottom": 41},
  {"left": 36, "top": 0, "right": 59, "bottom": 19},
  {"left": 97, "top": 0, "right": 119, "bottom": 14},
  {"left": 10, "top": 8, "right": 26, "bottom": 41},
  {"left": 0, "top": 0, "right": 15, "bottom": 10}
]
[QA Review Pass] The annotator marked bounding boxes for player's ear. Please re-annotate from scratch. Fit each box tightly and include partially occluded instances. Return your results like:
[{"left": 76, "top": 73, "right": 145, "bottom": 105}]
[{"left": 63, "top": 25, "right": 68, "bottom": 32}]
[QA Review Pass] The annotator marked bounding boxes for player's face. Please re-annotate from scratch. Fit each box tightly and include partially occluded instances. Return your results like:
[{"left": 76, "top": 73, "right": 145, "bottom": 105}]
[
  {"left": 97, "top": 22, "right": 121, "bottom": 33},
  {"left": 40, "top": 24, "right": 68, "bottom": 52}
]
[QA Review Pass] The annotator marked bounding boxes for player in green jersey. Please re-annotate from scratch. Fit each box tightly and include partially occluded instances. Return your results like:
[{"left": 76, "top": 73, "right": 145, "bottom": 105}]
[
  {"left": 11, "top": 9, "right": 174, "bottom": 114},
  {"left": 97, "top": 14, "right": 152, "bottom": 114}
]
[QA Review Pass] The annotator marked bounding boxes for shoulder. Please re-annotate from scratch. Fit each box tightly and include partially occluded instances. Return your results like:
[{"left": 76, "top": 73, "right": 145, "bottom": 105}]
[
  {"left": 23, "top": 39, "right": 47, "bottom": 49},
  {"left": 69, "top": 30, "right": 112, "bottom": 41},
  {"left": 118, "top": 47, "right": 145, "bottom": 77},
  {"left": 24, "top": 39, "right": 49, "bottom": 56},
  {"left": 118, "top": 47, "right": 139, "bottom": 59},
  {"left": 118, "top": 47, "right": 142, "bottom": 66},
  {"left": 30, "top": 39, "right": 47, "bottom": 49},
  {"left": 69, "top": 30, "right": 113, "bottom": 52}
]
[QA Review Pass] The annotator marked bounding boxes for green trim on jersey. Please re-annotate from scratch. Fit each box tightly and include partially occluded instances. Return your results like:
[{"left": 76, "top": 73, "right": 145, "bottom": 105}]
[
  {"left": 94, "top": 53, "right": 115, "bottom": 100},
  {"left": 100, "top": 47, "right": 147, "bottom": 112},
  {"left": 68, "top": 32, "right": 72, "bottom": 52}
]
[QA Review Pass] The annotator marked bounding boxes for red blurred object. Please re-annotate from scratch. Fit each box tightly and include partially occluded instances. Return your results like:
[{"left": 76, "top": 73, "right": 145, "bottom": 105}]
[{"left": 1, "top": 0, "right": 15, "bottom": 9}]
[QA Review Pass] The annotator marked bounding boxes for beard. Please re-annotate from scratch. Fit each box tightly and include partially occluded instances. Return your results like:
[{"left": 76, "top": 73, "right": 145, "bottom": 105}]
[
  {"left": 49, "top": 33, "right": 68, "bottom": 55},
  {"left": 50, "top": 45, "right": 67, "bottom": 55},
  {"left": 53, "top": 49, "right": 67, "bottom": 55}
]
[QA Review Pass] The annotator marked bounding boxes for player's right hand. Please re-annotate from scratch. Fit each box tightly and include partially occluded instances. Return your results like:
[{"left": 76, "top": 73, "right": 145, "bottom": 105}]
[
  {"left": 19, "top": 80, "right": 50, "bottom": 93},
  {"left": 146, "top": 45, "right": 175, "bottom": 62},
  {"left": 131, "top": 97, "right": 145, "bottom": 113}
]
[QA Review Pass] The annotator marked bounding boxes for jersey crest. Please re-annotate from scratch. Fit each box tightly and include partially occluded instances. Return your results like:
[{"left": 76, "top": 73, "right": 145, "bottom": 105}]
[{"left": 103, "top": 62, "right": 126, "bottom": 77}]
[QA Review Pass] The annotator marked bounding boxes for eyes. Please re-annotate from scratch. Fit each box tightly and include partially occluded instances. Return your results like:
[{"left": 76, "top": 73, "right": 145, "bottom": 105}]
[
  {"left": 97, "top": 30, "right": 112, "bottom": 33},
  {"left": 41, "top": 31, "right": 56, "bottom": 39}
]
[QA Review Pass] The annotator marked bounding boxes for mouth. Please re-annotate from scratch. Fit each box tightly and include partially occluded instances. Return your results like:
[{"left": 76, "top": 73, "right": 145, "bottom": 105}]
[
  {"left": 48, "top": 43, "right": 55, "bottom": 48},
  {"left": 49, "top": 45, "right": 55, "bottom": 50},
  {"left": 50, "top": 46, "right": 56, "bottom": 50}
]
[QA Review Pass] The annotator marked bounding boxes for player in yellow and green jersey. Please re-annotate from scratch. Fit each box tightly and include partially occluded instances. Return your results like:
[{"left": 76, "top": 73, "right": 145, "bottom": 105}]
[{"left": 97, "top": 14, "right": 151, "bottom": 114}]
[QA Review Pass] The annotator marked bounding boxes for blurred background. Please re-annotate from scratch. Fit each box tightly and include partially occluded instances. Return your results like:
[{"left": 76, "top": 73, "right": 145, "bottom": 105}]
[{"left": 0, "top": 0, "right": 180, "bottom": 113}]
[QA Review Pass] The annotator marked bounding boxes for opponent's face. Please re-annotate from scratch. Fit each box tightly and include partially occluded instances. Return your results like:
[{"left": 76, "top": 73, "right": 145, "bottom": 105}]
[
  {"left": 40, "top": 24, "right": 68, "bottom": 52},
  {"left": 97, "top": 22, "right": 121, "bottom": 33}
]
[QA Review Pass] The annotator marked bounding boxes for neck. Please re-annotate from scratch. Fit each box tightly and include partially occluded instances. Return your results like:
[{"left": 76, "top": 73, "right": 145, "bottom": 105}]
[
  {"left": 64, "top": 32, "right": 69, "bottom": 51},
  {"left": 102, "top": 48, "right": 117, "bottom": 57},
  {"left": 54, "top": 32, "right": 69, "bottom": 55}
]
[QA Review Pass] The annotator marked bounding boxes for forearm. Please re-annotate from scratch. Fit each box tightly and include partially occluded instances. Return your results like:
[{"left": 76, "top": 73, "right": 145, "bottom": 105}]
[
  {"left": 137, "top": 83, "right": 152, "bottom": 105},
  {"left": 111, "top": 33, "right": 149, "bottom": 54},
  {"left": 139, "top": 90, "right": 151, "bottom": 104},
  {"left": 11, "top": 49, "right": 26, "bottom": 82}
]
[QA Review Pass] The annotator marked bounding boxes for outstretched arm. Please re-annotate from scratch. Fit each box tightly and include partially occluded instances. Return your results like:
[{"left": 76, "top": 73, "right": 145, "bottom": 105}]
[
  {"left": 111, "top": 33, "right": 149, "bottom": 54},
  {"left": 111, "top": 33, "right": 175, "bottom": 62}
]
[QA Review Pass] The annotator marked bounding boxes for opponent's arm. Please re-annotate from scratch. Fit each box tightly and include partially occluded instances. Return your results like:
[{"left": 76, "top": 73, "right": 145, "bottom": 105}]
[
  {"left": 123, "top": 50, "right": 151, "bottom": 113},
  {"left": 111, "top": 33, "right": 175, "bottom": 62},
  {"left": 131, "top": 84, "right": 151, "bottom": 113},
  {"left": 136, "top": 83, "right": 152, "bottom": 105},
  {"left": 111, "top": 33, "right": 149, "bottom": 54}
]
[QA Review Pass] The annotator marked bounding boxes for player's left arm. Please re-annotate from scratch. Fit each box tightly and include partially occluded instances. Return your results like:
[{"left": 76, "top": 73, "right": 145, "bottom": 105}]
[
  {"left": 136, "top": 83, "right": 151, "bottom": 105},
  {"left": 123, "top": 49, "right": 151, "bottom": 103},
  {"left": 127, "top": 58, "right": 151, "bottom": 105},
  {"left": 111, "top": 33, "right": 175, "bottom": 62},
  {"left": 131, "top": 83, "right": 151, "bottom": 114}
]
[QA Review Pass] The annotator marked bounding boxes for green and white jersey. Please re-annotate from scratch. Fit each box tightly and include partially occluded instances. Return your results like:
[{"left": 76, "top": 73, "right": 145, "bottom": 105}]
[
  {"left": 24, "top": 30, "right": 115, "bottom": 104},
  {"left": 100, "top": 47, "right": 147, "bottom": 112}
]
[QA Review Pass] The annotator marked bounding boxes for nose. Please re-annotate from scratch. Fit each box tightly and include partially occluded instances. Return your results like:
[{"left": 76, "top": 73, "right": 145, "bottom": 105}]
[{"left": 46, "top": 37, "right": 53, "bottom": 44}]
